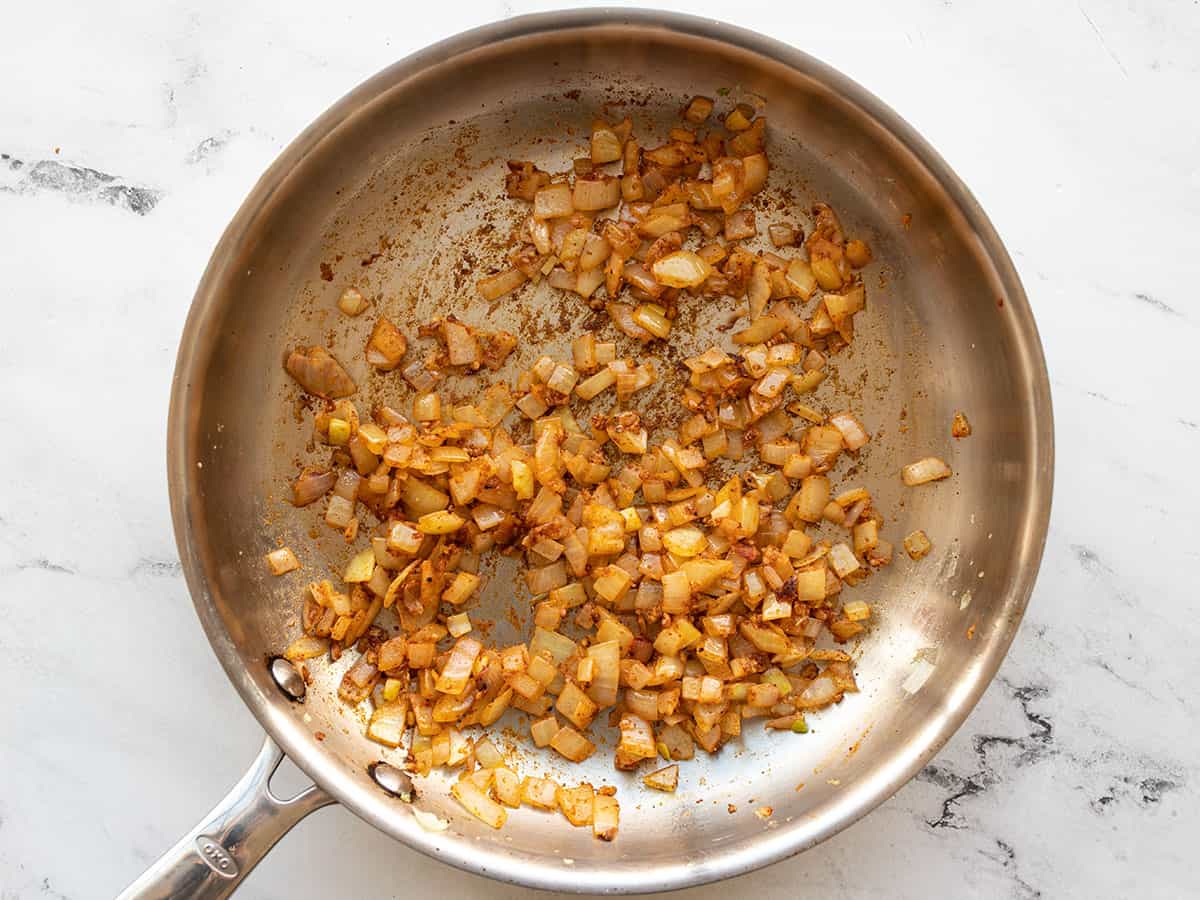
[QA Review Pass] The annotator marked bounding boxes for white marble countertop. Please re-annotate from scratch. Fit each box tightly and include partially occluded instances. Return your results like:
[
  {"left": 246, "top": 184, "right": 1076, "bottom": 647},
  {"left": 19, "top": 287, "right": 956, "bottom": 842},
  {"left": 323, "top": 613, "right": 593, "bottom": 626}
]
[{"left": 1, "top": 1, "right": 1196, "bottom": 898}]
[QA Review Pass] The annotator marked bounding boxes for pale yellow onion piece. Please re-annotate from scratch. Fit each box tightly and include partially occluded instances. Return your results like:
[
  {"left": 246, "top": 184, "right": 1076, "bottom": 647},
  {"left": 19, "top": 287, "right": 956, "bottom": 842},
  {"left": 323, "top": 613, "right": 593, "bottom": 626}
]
[
  {"left": 852, "top": 519, "right": 878, "bottom": 554},
  {"left": 661, "top": 570, "right": 691, "bottom": 613},
  {"left": 631, "top": 305, "right": 672, "bottom": 339},
  {"left": 510, "top": 459, "right": 535, "bottom": 499},
  {"left": 556, "top": 682, "right": 599, "bottom": 730},
  {"left": 575, "top": 368, "right": 616, "bottom": 401},
  {"left": 417, "top": 510, "right": 465, "bottom": 534},
  {"left": 609, "top": 425, "right": 648, "bottom": 454},
  {"left": 558, "top": 783, "right": 595, "bottom": 827},
  {"left": 732, "top": 315, "right": 786, "bottom": 345},
  {"left": 442, "top": 571, "right": 481, "bottom": 606},
  {"left": 578, "top": 233, "right": 611, "bottom": 271},
  {"left": 791, "top": 475, "right": 829, "bottom": 523},
  {"left": 443, "top": 319, "right": 481, "bottom": 368},
  {"left": 793, "top": 568, "right": 826, "bottom": 604},
  {"left": 678, "top": 558, "right": 731, "bottom": 590},
  {"left": 725, "top": 104, "right": 753, "bottom": 131},
  {"left": 337, "top": 286, "right": 368, "bottom": 316},
  {"left": 477, "top": 267, "right": 527, "bottom": 301},
  {"left": 811, "top": 257, "right": 843, "bottom": 291},
  {"left": 828, "top": 542, "right": 861, "bottom": 579},
  {"left": 412, "top": 391, "right": 441, "bottom": 423},
  {"left": 530, "top": 715, "right": 560, "bottom": 747},
  {"left": 782, "top": 529, "right": 812, "bottom": 558},
  {"left": 747, "top": 261, "right": 771, "bottom": 320},
  {"left": 386, "top": 521, "right": 423, "bottom": 555},
  {"left": 434, "top": 637, "right": 483, "bottom": 695},
  {"left": 753, "top": 369, "right": 791, "bottom": 398},
  {"left": 662, "top": 524, "right": 706, "bottom": 557},
  {"left": 684, "top": 95, "right": 714, "bottom": 123},
  {"left": 530, "top": 626, "right": 578, "bottom": 666},
  {"left": 446, "top": 612, "right": 472, "bottom": 637},
  {"left": 526, "top": 561, "right": 567, "bottom": 594},
  {"left": 412, "top": 808, "right": 450, "bottom": 832},
  {"left": 760, "top": 438, "right": 799, "bottom": 466},
  {"left": 742, "top": 152, "right": 769, "bottom": 193},
  {"left": 516, "top": 776, "right": 556, "bottom": 810},
  {"left": 843, "top": 599, "right": 871, "bottom": 621},
  {"left": 784, "top": 259, "right": 817, "bottom": 299},
  {"left": 643, "top": 764, "right": 679, "bottom": 792},
  {"left": 792, "top": 369, "right": 827, "bottom": 394},
  {"left": 451, "top": 779, "right": 506, "bottom": 829},
  {"left": 533, "top": 183, "right": 574, "bottom": 220},
  {"left": 591, "top": 126, "right": 622, "bottom": 164},
  {"left": 683, "top": 345, "right": 730, "bottom": 374},
  {"left": 430, "top": 445, "right": 470, "bottom": 464},
  {"left": 573, "top": 176, "right": 621, "bottom": 211},
  {"left": 903, "top": 659, "right": 936, "bottom": 694},
  {"left": 796, "top": 675, "right": 839, "bottom": 709},
  {"left": 829, "top": 412, "right": 870, "bottom": 451},
  {"left": 550, "top": 725, "right": 596, "bottom": 762},
  {"left": 547, "top": 363, "right": 579, "bottom": 395},
  {"left": 823, "top": 284, "right": 866, "bottom": 322},
  {"left": 902, "top": 456, "right": 952, "bottom": 486},
  {"left": 493, "top": 768, "right": 522, "bottom": 807},
  {"left": 904, "top": 529, "right": 933, "bottom": 559},
  {"left": 575, "top": 266, "right": 606, "bottom": 300},
  {"left": 343, "top": 548, "right": 376, "bottom": 583},
  {"left": 546, "top": 267, "right": 575, "bottom": 290},
  {"left": 768, "top": 223, "right": 796, "bottom": 248},
  {"left": 651, "top": 250, "right": 712, "bottom": 289},
  {"left": 618, "top": 714, "right": 658, "bottom": 763},
  {"left": 637, "top": 206, "right": 690, "bottom": 238},
  {"left": 592, "top": 793, "right": 620, "bottom": 841},
  {"left": 284, "top": 635, "right": 328, "bottom": 662},
  {"left": 265, "top": 547, "right": 300, "bottom": 575},
  {"left": 366, "top": 698, "right": 408, "bottom": 748},
  {"left": 585, "top": 640, "right": 620, "bottom": 707}
]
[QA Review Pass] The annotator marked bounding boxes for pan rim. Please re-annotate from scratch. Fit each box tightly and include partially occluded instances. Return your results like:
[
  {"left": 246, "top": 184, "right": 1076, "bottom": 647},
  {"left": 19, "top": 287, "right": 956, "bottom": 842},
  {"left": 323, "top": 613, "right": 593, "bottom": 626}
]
[{"left": 167, "top": 7, "right": 1054, "bottom": 893}]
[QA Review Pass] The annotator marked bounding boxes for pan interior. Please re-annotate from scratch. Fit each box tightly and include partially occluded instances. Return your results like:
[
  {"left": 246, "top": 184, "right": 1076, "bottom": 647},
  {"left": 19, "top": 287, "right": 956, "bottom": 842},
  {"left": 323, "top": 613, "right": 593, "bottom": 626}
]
[{"left": 174, "top": 15, "right": 1049, "bottom": 892}]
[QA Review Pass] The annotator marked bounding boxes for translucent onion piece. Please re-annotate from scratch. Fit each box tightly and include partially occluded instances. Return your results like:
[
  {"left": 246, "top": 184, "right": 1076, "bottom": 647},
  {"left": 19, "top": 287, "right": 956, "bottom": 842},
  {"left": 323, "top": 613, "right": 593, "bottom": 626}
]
[
  {"left": 651, "top": 251, "right": 712, "bottom": 289},
  {"left": 901, "top": 457, "right": 952, "bottom": 486}
]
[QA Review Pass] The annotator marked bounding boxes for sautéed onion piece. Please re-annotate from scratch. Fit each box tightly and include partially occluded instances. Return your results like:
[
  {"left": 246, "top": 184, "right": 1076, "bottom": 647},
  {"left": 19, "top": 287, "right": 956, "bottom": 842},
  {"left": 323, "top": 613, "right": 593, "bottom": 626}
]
[{"left": 277, "top": 97, "right": 960, "bottom": 839}]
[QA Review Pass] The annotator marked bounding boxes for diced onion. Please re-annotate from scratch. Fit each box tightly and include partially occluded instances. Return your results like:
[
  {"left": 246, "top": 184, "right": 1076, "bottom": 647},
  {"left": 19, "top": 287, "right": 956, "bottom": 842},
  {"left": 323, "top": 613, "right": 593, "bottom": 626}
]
[
  {"left": 276, "top": 102, "right": 915, "bottom": 840},
  {"left": 651, "top": 251, "right": 712, "bottom": 289},
  {"left": 265, "top": 547, "right": 300, "bottom": 575},
  {"left": 477, "top": 267, "right": 528, "bottom": 301},
  {"left": 533, "top": 183, "right": 575, "bottom": 220},
  {"left": 573, "top": 176, "right": 621, "bottom": 211},
  {"left": 901, "top": 457, "right": 952, "bottom": 486},
  {"left": 337, "top": 286, "right": 368, "bottom": 316},
  {"left": 904, "top": 530, "right": 933, "bottom": 559},
  {"left": 452, "top": 779, "right": 507, "bottom": 829}
]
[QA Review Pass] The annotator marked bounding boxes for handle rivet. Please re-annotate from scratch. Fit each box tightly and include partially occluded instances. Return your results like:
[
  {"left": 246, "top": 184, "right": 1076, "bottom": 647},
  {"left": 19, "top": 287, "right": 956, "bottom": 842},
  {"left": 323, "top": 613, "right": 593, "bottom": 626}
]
[
  {"left": 269, "top": 657, "right": 306, "bottom": 700},
  {"left": 369, "top": 762, "right": 415, "bottom": 801}
]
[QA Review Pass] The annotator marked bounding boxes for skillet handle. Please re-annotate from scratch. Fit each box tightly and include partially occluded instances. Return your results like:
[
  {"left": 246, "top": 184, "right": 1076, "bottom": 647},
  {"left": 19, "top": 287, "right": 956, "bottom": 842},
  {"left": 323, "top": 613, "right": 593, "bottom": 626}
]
[{"left": 117, "top": 735, "right": 335, "bottom": 900}]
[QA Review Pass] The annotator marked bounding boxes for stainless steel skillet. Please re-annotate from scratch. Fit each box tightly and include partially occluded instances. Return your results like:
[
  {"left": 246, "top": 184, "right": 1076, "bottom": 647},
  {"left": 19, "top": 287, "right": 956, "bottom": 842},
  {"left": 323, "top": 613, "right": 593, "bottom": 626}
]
[{"left": 122, "top": 8, "right": 1053, "bottom": 898}]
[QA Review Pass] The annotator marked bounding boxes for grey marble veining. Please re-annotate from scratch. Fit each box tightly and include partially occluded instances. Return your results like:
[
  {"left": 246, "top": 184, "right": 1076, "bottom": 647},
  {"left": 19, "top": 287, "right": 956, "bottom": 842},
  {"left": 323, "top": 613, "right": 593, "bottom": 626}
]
[{"left": 0, "top": 1, "right": 1196, "bottom": 898}]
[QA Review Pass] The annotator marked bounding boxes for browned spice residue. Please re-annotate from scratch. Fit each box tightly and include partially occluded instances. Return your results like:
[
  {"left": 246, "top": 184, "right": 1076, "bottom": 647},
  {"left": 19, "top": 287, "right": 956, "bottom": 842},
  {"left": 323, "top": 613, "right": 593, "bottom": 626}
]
[
  {"left": 952, "top": 411, "right": 972, "bottom": 438},
  {"left": 319, "top": 262, "right": 334, "bottom": 282}
]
